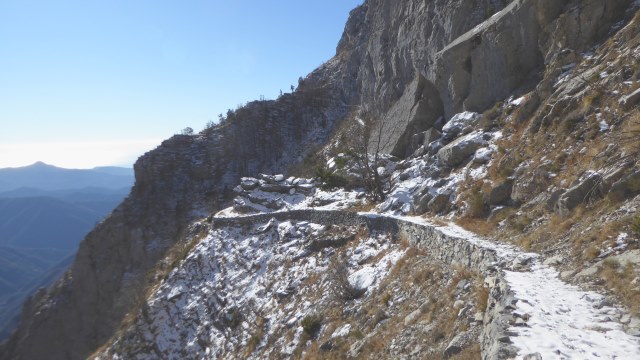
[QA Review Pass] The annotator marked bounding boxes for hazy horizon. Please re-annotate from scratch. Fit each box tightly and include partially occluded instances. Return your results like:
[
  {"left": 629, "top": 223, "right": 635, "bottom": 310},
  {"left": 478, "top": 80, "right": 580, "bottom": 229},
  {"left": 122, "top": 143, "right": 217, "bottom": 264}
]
[{"left": 0, "top": 160, "right": 134, "bottom": 170}]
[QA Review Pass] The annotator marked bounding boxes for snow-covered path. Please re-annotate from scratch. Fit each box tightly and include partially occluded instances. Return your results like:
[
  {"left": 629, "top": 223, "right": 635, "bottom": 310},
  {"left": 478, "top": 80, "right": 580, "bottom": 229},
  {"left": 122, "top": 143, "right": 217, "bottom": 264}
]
[
  {"left": 505, "top": 263, "right": 640, "bottom": 359},
  {"left": 376, "top": 214, "right": 640, "bottom": 358}
]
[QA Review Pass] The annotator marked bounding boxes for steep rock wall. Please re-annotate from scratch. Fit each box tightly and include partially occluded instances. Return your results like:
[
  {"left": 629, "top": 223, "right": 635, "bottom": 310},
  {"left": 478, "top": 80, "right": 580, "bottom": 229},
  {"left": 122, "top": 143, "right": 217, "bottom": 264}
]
[{"left": 431, "top": 0, "right": 631, "bottom": 118}]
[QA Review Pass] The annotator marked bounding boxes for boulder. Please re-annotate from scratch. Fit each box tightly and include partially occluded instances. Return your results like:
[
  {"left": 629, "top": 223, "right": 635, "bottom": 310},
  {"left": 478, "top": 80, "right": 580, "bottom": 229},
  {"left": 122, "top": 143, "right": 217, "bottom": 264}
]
[
  {"left": 619, "top": 88, "right": 640, "bottom": 110},
  {"left": 473, "top": 147, "right": 493, "bottom": 164},
  {"left": 247, "top": 193, "right": 283, "bottom": 210},
  {"left": 546, "top": 188, "right": 564, "bottom": 211},
  {"left": 240, "top": 177, "right": 259, "bottom": 190},
  {"left": 626, "top": 316, "right": 640, "bottom": 337},
  {"left": 543, "top": 255, "right": 565, "bottom": 266},
  {"left": 443, "top": 330, "right": 477, "bottom": 359},
  {"left": 523, "top": 353, "right": 543, "bottom": 360},
  {"left": 511, "top": 166, "right": 551, "bottom": 204},
  {"left": 599, "top": 165, "right": 632, "bottom": 194},
  {"left": 441, "top": 112, "right": 481, "bottom": 141},
  {"left": 404, "top": 309, "right": 422, "bottom": 326},
  {"left": 296, "top": 183, "right": 316, "bottom": 194},
  {"left": 557, "top": 172, "right": 603, "bottom": 216},
  {"left": 233, "top": 198, "right": 259, "bottom": 214},
  {"left": 411, "top": 128, "right": 442, "bottom": 156},
  {"left": 608, "top": 170, "right": 640, "bottom": 203},
  {"left": 428, "top": 193, "right": 451, "bottom": 214},
  {"left": 437, "top": 132, "right": 487, "bottom": 167},
  {"left": 412, "top": 145, "right": 427, "bottom": 158},
  {"left": 484, "top": 179, "right": 513, "bottom": 205},
  {"left": 413, "top": 190, "right": 433, "bottom": 214},
  {"left": 260, "top": 183, "right": 293, "bottom": 193}
]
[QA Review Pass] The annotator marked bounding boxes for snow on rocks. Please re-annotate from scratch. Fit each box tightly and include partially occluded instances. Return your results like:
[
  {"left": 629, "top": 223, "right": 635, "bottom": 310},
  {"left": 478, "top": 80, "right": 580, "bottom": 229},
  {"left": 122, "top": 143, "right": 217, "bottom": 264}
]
[
  {"left": 331, "top": 324, "right": 351, "bottom": 338},
  {"left": 437, "top": 131, "right": 489, "bottom": 167},
  {"left": 219, "top": 174, "right": 365, "bottom": 217},
  {"left": 441, "top": 111, "right": 482, "bottom": 141}
]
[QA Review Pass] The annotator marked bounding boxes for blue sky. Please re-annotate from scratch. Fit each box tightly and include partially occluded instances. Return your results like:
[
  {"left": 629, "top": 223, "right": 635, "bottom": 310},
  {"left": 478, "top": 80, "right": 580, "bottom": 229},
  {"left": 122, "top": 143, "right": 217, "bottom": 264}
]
[{"left": 0, "top": 0, "right": 362, "bottom": 168}]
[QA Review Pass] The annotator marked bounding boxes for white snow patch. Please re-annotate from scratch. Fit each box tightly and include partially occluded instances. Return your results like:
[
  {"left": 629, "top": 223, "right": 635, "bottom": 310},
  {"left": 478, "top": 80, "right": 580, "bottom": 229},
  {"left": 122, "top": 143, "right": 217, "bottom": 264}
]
[
  {"left": 510, "top": 96, "right": 526, "bottom": 106},
  {"left": 331, "top": 324, "right": 352, "bottom": 338}
]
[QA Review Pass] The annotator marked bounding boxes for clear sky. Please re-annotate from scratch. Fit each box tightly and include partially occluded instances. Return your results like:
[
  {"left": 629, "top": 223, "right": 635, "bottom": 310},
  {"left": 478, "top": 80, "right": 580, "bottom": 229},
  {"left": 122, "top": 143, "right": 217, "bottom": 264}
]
[{"left": 0, "top": 0, "right": 362, "bottom": 169}]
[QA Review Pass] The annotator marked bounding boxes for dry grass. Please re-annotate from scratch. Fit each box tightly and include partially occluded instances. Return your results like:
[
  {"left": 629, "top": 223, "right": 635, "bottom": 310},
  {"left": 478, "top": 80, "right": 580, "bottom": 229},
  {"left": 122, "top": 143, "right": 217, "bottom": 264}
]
[
  {"left": 243, "top": 316, "right": 267, "bottom": 357},
  {"left": 429, "top": 217, "right": 449, "bottom": 227},
  {"left": 455, "top": 217, "right": 496, "bottom": 236},
  {"left": 347, "top": 201, "right": 376, "bottom": 213},
  {"left": 600, "top": 260, "right": 640, "bottom": 314},
  {"left": 450, "top": 343, "right": 482, "bottom": 360},
  {"left": 584, "top": 245, "right": 601, "bottom": 261},
  {"left": 475, "top": 284, "right": 490, "bottom": 313}
]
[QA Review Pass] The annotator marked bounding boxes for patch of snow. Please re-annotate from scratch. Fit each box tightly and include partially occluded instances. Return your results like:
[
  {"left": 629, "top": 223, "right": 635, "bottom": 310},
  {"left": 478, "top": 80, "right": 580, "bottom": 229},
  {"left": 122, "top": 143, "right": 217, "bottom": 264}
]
[
  {"left": 331, "top": 324, "right": 351, "bottom": 338},
  {"left": 615, "top": 232, "right": 628, "bottom": 251},
  {"left": 510, "top": 96, "right": 526, "bottom": 106},
  {"left": 442, "top": 112, "right": 481, "bottom": 135}
]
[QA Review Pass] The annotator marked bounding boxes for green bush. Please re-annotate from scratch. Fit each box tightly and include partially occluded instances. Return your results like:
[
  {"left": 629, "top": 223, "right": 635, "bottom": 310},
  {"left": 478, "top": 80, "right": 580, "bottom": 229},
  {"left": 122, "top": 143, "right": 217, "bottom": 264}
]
[
  {"left": 631, "top": 214, "right": 640, "bottom": 235},
  {"left": 334, "top": 156, "right": 348, "bottom": 169},
  {"left": 315, "top": 166, "right": 349, "bottom": 190},
  {"left": 301, "top": 314, "right": 322, "bottom": 337}
]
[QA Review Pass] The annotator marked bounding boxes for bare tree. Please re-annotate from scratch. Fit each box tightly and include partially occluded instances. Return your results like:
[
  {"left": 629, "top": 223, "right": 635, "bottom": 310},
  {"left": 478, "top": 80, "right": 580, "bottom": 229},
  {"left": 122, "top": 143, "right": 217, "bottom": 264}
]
[
  {"left": 350, "top": 112, "right": 390, "bottom": 202},
  {"left": 327, "top": 254, "right": 365, "bottom": 302}
]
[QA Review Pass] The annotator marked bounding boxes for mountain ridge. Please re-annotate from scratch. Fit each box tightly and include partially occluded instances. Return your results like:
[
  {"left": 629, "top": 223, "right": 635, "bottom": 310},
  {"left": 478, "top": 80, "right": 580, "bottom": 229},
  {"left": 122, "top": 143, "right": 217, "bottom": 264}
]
[{"left": 0, "top": 162, "right": 133, "bottom": 192}]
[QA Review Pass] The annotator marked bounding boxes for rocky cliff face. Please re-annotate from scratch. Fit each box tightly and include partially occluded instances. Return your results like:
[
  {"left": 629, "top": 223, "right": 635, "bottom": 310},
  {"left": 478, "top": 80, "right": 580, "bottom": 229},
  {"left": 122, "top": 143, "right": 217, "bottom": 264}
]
[{"left": 2, "top": 0, "right": 638, "bottom": 359}]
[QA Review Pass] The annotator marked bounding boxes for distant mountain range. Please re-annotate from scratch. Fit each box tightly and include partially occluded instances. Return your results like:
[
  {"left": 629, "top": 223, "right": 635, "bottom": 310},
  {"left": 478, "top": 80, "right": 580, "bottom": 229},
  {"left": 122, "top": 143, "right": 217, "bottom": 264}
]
[
  {"left": 0, "top": 162, "right": 134, "bottom": 339},
  {"left": 0, "top": 161, "right": 134, "bottom": 192}
]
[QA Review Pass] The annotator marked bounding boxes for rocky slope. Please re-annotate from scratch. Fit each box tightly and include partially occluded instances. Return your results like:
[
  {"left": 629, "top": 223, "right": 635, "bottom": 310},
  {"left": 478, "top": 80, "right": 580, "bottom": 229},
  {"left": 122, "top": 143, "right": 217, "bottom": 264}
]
[
  {"left": 93, "top": 177, "right": 640, "bottom": 359},
  {"left": 2, "top": 0, "right": 640, "bottom": 359}
]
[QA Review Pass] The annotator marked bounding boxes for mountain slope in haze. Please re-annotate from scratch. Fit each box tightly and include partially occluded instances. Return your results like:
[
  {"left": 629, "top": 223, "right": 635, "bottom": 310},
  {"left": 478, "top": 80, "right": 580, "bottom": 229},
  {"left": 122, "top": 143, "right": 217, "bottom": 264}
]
[
  {"left": 0, "top": 162, "right": 134, "bottom": 192},
  {"left": 0, "top": 196, "right": 107, "bottom": 249},
  {"left": 0, "top": 193, "right": 131, "bottom": 341},
  {"left": 0, "top": 164, "right": 134, "bottom": 341},
  {"left": 0, "top": 252, "right": 74, "bottom": 340}
]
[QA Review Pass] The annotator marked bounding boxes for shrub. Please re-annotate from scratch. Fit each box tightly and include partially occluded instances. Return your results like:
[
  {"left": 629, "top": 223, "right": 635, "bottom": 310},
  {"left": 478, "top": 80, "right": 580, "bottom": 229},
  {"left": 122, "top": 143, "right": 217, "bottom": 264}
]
[
  {"left": 315, "top": 166, "right": 349, "bottom": 190},
  {"left": 631, "top": 214, "right": 640, "bottom": 235},
  {"left": 466, "top": 187, "right": 488, "bottom": 218},
  {"left": 584, "top": 246, "right": 601, "bottom": 260},
  {"left": 328, "top": 255, "right": 366, "bottom": 301},
  {"left": 602, "top": 258, "right": 620, "bottom": 270},
  {"left": 301, "top": 314, "right": 322, "bottom": 337},
  {"left": 334, "top": 156, "right": 348, "bottom": 169}
]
